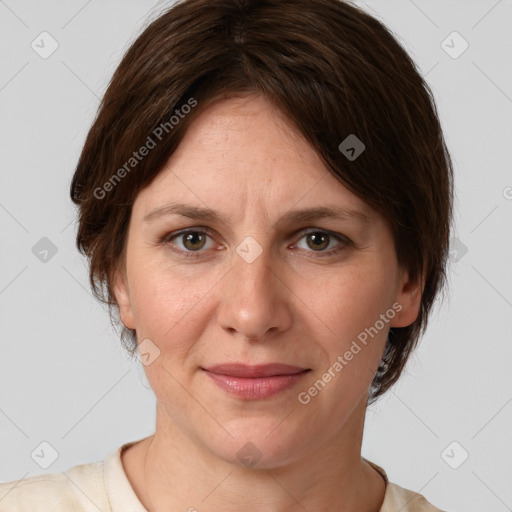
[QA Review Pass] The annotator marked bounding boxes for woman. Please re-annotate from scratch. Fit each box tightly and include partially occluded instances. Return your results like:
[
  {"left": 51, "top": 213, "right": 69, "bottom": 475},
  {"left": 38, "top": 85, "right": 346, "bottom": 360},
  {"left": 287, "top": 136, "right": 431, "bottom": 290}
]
[{"left": 0, "top": 0, "right": 453, "bottom": 510}]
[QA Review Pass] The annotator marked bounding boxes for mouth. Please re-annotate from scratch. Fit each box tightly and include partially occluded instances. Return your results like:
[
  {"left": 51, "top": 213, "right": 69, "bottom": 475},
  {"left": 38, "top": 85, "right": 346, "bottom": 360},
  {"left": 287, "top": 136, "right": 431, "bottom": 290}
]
[{"left": 201, "top": 363, "right": 311, "bottom": 400}]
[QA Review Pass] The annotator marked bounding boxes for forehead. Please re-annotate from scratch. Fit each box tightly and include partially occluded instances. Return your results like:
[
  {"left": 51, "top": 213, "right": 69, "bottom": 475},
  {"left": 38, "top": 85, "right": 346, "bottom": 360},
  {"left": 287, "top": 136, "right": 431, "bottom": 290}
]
[
  {"left": 171, "top": 94, "right": 321, "bottom": 171},
  {"left": 133, "top": 94, "right": 375, "bottom": 224}
]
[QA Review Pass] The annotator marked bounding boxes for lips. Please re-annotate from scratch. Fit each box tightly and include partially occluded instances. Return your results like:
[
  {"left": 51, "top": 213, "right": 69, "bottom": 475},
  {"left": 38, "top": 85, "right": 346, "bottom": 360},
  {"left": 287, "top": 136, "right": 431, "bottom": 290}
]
[
  {"left": 203, "top": 363, "right": 309, "bottom": 378},
  {"left": 202, "top": 363, "right": 311, "bottom": 399}
]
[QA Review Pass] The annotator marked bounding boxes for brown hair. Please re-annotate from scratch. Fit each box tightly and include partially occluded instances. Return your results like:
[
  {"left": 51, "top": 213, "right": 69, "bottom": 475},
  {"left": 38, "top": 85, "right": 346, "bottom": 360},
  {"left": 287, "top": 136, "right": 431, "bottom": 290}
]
[{"left": 70, "top": 0, "right": 454, "bottom": 403}]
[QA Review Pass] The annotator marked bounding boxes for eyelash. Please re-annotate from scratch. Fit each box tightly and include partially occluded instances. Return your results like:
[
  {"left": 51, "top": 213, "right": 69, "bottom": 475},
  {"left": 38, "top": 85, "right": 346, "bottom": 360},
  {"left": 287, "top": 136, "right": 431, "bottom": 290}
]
[{"left": 157, "top": 227, "right": 353, "bottom": 259}]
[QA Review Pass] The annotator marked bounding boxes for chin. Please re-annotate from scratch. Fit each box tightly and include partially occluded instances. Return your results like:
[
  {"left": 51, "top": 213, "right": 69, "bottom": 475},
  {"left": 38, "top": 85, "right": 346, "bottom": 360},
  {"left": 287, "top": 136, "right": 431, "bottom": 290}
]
[{"left": 201, "top": 420, "right": 314, "bottom": 470}]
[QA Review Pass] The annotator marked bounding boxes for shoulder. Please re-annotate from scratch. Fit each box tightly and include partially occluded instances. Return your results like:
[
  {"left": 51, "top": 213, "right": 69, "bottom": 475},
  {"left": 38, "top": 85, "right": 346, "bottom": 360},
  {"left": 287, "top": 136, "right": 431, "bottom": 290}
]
[
  {"left": 365, "top": 459, "right": 446, "bottom": 512},
  {"left": 382, "top": 481, "right": 446, "bottom": 512},
  {"left": 0, "top": 459, "right": 109, "bottom": 512}
]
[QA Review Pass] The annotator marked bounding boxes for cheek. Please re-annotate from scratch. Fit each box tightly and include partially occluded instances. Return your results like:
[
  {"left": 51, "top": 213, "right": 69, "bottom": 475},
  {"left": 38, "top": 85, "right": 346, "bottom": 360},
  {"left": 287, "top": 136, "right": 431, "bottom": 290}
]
[
  {"left": 128, "top": 261, "right": 215, "bottom": 407},
  {"left": 305, "top": 263, "right": 395, "bottom": 392},
  {"left": 313, "top": 263, "right": 395, "bottom": 340},
  {"left": 127, "top": 256, "right": 216, "bottom": 352}
]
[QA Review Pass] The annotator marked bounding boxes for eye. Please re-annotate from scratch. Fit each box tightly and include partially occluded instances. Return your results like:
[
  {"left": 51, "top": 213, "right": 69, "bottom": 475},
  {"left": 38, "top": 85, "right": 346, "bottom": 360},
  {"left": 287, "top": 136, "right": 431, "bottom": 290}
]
[
  {"left": 159, "top": 228, "right": 219, "bottom": 257},
  {"left": 293, "top": 229, "right": 350, "bottom": 256},
  {"left": 158, "top": 227, "right": 351, "bottom": 258}
]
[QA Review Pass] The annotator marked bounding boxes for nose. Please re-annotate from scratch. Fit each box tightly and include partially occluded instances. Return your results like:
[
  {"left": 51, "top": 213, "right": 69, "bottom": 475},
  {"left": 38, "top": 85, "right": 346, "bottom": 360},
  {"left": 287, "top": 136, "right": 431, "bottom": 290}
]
[{"left": 216, "top": 240, "right": 293, "bottom": 342}]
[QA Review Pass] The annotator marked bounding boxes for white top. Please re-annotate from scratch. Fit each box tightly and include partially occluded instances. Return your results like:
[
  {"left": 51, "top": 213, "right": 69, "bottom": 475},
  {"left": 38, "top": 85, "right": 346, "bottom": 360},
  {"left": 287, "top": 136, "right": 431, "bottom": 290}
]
[{"left": 0, "top": 439, "right": 444, "bottom": 511}]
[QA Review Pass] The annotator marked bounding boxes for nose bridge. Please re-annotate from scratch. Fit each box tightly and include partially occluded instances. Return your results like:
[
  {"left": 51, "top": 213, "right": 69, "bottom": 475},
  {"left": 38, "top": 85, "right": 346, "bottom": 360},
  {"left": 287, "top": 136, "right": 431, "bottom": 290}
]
[
  {"left": 217, "top": 234, "right": 290, "bottom": 340},
  {"left": 232, "top": 234, "right": 276, "bottom": 303}
]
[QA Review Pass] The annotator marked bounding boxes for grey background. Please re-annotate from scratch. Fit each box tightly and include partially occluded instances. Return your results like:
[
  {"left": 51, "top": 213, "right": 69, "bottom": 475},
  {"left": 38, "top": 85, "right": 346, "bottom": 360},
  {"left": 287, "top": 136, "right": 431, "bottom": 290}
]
[{"left": 1, "top": 1, "right": 511, "bottom": 511}]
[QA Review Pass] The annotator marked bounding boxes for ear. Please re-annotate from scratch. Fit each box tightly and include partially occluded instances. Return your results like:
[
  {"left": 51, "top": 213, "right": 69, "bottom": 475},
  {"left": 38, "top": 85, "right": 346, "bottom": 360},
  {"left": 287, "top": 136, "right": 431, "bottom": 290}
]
[
  {"left": 389, "top": 267, "right": 424, "bottom": 328},
  {"left": 113, "top": 268, "right": 136, "bottom": 330}
]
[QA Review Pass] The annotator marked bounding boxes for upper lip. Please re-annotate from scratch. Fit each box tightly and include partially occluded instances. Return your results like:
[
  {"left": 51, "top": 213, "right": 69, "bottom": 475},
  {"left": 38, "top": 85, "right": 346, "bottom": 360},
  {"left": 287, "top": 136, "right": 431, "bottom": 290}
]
[{"left": 203, "top": 363, "right": 310, "bottom": 378}]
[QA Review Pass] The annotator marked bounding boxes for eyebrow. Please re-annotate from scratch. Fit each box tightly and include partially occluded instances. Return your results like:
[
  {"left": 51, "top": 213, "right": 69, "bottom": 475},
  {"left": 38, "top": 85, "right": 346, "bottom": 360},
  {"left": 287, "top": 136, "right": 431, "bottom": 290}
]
[
  {"left": 143, "top": 203, "right": 371, "bottom": 224},
  {"left": 143, "top": 202, "right": 371, "bottom": 227}
]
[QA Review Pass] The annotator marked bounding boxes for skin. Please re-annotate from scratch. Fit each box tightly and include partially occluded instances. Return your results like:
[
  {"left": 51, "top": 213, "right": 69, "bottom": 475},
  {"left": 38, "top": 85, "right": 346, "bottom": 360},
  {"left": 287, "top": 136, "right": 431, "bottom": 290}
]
[{"left": 114, "top": 93, "right": 423, "bottom": 512}]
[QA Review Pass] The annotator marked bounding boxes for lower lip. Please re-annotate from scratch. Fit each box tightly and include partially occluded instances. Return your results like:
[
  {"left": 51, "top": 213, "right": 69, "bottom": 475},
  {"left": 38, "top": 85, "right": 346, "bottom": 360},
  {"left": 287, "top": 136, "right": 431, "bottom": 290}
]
[{"left": 203, "top": 370, "right": 310, "bottom": 399}]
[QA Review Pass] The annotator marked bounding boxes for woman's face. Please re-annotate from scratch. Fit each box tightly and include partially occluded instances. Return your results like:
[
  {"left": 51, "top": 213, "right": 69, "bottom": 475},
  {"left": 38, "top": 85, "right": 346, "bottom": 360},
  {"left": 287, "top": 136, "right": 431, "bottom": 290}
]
[{"left": 114, "top": 93, "right": 421, "bottom": 467}]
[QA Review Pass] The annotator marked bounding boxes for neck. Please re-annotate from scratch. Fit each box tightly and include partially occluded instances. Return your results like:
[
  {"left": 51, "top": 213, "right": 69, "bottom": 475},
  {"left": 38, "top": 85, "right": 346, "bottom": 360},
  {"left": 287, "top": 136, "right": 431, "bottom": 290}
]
[{"left": 129, "top": 396, "right": 386, "bottom": 512}]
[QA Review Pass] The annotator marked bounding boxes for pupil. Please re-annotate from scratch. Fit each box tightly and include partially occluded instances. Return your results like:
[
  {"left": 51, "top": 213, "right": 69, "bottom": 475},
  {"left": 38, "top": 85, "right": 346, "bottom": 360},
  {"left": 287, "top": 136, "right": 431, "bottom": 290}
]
[
  {"left": 184, "top": 232, "right": 204, "bottom": 250},
  {"left": 309, "top": 233, "right": 328, "bottom": 250}
]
